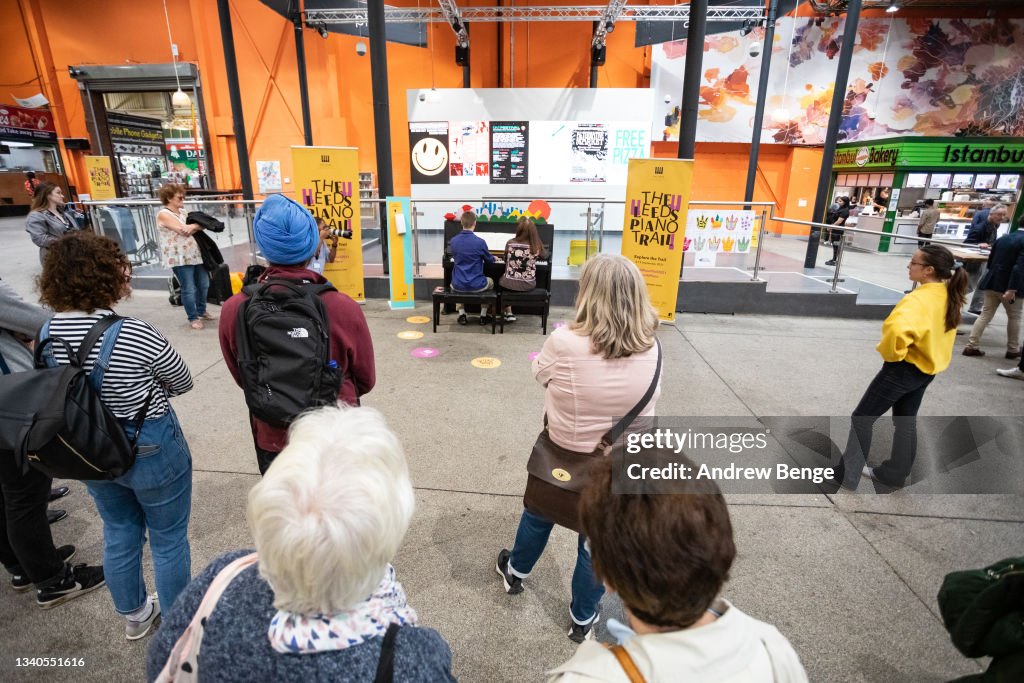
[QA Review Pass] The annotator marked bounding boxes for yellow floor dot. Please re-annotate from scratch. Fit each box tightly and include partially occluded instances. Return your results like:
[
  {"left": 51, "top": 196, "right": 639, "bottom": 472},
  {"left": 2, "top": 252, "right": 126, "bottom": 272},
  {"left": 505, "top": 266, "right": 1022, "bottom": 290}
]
[
  {"left": 471, "top": 356, "right": 502, "bottom": 369},
  {"left": 397, "top": 330, "right": 424, "bottom": 340},
  {"left": 406, "top": 315, "right": 431, "bottom": 324}
]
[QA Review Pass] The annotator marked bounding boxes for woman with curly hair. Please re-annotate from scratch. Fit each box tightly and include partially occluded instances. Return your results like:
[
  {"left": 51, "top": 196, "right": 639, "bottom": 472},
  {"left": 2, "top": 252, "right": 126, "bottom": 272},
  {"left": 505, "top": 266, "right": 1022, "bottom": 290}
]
[
  {"left": 156, "top": 183, "right": 212, "bottom": 330},
  {"left": 37, "top": 231, "right": 195, "bottom": 640}
]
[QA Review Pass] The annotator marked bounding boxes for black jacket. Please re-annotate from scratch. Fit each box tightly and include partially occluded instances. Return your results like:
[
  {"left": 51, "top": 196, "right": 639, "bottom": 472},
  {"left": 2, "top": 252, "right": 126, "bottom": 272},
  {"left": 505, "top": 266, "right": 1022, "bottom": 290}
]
[
  {"left": 965, "top": 216, "right": 998, "bottom": 246},
  {"left": 185, "top": 211, "right": 225, "bottom": 233},
  {"left": 979, "top": 231, "right": 1024, "bottom": 294},
  {"left": 192, "top": 231, "right": 224, "bottom": 271}
]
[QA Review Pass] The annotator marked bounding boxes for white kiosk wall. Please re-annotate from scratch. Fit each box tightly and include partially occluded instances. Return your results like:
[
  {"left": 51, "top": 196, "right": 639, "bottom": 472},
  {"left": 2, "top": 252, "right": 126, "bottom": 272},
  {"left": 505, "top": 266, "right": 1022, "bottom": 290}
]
[{"left": 406, "top": 88, "right": 655, "bottom": 232}]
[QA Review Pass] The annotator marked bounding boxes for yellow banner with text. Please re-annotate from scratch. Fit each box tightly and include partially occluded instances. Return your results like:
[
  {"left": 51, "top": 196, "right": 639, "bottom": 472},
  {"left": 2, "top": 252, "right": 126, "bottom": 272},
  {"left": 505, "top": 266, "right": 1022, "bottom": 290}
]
[
  {"left": 85, "top": 156, "right": 117, "bottom": 200},
  {"left": 291, "top": 146, "right": 364, "bottom": 302},
  {"left": 620, "top": 158, "right": 693, "bottom": 322}
]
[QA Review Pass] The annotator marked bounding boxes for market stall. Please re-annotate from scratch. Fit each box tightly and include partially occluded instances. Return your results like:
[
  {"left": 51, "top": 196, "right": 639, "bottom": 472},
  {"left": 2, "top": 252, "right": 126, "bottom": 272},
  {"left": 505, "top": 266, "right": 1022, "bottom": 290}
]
[{"left": 830, "top": 137, "right": 1022, "bottom": 254}]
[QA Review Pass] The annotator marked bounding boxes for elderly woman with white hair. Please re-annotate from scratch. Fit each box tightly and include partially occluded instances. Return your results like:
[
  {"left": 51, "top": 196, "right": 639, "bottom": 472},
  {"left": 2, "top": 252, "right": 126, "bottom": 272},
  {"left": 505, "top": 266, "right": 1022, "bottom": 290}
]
[{"left": 147, "top": 405, "right": 456, "bottom": 682}]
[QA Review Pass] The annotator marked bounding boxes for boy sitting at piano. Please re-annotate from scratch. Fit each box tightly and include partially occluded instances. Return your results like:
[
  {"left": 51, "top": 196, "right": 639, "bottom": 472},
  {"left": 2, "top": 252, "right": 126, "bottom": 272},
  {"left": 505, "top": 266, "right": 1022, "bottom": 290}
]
[{"left": 448, "top": 210, "right": 497, "bottom": 326}]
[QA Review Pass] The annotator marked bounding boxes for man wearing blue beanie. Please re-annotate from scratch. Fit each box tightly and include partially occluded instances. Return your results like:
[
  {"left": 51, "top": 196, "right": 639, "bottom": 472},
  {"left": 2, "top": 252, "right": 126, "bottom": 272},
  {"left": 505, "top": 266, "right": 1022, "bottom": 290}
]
[{"left": 218, "top": 195, "right": 376, "bottom": 473}]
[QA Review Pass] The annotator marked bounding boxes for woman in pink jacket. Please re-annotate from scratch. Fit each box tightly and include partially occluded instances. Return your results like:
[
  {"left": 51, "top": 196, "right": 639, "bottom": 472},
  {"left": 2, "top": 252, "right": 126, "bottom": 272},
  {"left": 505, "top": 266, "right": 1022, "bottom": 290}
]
[{"left": 495, "top": 254, "right": 662, "bottom": 644}]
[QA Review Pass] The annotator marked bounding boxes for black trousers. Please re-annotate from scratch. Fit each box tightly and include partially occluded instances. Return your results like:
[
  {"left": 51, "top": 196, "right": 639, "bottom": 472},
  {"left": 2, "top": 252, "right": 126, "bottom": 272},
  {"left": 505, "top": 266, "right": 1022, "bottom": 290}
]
[
  {"left": 255, "top": 446, "right": 279, "bottom": 475},
  {"left": 838, "top": 361, "right": 935, "bottom": 489},
  {"left": 0, "top": 459, "right": 64, "bottom": 586}
]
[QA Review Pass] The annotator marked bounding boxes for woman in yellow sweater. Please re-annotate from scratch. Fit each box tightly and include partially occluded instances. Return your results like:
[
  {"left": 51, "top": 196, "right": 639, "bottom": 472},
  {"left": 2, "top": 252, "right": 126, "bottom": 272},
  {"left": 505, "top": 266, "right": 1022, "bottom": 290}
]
[{"left": 836, "top": 244, "right": 968, "bottom": 491}]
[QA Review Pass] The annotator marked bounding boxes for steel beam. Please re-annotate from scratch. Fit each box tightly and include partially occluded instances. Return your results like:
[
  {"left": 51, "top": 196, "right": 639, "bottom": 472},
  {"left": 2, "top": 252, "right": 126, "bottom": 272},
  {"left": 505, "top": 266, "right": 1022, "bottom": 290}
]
[{"left": 304, "top": 6, "right": 764, "bottom": 25}]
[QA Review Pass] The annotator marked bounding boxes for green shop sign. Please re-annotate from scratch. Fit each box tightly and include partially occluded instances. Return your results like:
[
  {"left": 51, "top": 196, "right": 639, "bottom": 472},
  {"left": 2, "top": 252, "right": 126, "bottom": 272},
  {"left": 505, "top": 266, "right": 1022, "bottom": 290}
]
[{"left": 834, "top": 138, "right": 1024, "bottom": 171}]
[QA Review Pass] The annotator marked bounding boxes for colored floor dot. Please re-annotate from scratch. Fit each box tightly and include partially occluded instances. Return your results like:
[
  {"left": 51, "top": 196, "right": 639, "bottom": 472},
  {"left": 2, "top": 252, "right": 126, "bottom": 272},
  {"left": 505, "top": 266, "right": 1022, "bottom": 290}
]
[
  {"left": 528, "top": 351, "right": 540, "bottom": 361},
  {"left": 397, "top": 330, "right": 424, "bottom": 340},
  {"left": 406, "top": 316, "right": 431, "bottom": 324},
  {"left": 471, "top": 357, "right": 502, "bottom": 369},
  {"left": 411, "top": 347, "right": 440, "bottom": 358}
]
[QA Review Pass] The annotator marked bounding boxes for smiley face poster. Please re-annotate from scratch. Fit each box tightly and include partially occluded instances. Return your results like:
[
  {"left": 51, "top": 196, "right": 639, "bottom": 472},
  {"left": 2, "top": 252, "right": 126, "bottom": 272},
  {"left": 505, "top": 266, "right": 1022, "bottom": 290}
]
[{"left": 409, "top": 121, "right": 450, "bottom": 184}]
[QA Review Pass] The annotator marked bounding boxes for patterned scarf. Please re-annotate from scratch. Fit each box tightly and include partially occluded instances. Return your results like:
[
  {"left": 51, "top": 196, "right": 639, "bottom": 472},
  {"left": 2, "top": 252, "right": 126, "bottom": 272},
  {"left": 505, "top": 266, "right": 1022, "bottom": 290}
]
[{"left": 267, "top": 565, "right": 418, "bottom": 654}]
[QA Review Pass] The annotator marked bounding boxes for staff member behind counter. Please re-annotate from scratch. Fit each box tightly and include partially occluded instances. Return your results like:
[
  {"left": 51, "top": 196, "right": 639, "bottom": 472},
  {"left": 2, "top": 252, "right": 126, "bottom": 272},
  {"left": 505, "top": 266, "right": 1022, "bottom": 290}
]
[{"left": 872, "top": 187, "right": 891, "bottom": 214}]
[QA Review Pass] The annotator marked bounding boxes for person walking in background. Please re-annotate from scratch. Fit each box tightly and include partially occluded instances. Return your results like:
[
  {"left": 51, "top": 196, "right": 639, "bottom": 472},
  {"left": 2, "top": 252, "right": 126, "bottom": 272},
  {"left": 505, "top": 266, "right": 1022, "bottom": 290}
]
[
  {"left": 156, "top": 183, "right": 214, "bottom": 330},
  {"left": 36, "top": 232, "right": 195, "bottom": 639},
  {"left": 147, "top": 406, "right": 457, "bottom": 682},
  {"left": 963, "top": 204, "right": 1008, "bottom": 314},
  {"left": 547, "top": 456, "right": 808, "bottom": 683},
  {"left": 0, "top": 277, "right": 105, "bottom": 608},
  {"left": 25, "top": 183, "right": 83, "bottom": 264},
  {"left": 495, "top": 253, "right": 662, "bottom": 644},
  {"left": 834, "top": 245, "right": 968, "bottom": 491},
  {"left": 962, "top": 230, "right": 1024, "bottom": 360},
  {"left": 498, "top": 216, "right": 548, "bottom": 323},
  {"left": 824, "top": 196, "right": 851, "bottom": 266},
  {"left": 23, "top": 171, "right": 41, "bottom": 198},
  {"left": 219, "top": 194, "right": 375, "bottom": 475},
  {"left": 917, "top": 199, "right": 940, "bottom": 247}
]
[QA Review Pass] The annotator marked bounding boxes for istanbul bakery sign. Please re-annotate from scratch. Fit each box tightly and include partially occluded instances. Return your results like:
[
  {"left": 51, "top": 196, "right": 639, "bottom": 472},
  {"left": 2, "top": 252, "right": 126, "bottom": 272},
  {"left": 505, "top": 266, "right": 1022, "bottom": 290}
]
[{"left": 834, "top": 145, "right": 899, "bottom": 169}]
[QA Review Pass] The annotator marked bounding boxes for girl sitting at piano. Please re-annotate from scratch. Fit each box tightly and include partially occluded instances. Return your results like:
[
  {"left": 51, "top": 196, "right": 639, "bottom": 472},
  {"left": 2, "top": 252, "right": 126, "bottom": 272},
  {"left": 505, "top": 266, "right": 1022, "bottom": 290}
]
[{"left": 499, "top": 217, "right": 548, "bottom": 323}]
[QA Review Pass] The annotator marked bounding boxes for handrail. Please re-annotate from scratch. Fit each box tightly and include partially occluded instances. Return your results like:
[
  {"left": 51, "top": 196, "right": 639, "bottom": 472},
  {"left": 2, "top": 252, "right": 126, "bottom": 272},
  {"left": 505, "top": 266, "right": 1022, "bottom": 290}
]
[{"left": 771, "top": 216, "right": 980, "bottom": 250}]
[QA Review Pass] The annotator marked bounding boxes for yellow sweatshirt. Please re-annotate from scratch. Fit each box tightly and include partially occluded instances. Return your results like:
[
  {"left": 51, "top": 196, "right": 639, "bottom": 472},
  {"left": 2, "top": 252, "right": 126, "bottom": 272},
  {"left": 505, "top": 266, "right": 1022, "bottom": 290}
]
[{"left": 876, "top": 282, "right": 955, "bottom": 375}]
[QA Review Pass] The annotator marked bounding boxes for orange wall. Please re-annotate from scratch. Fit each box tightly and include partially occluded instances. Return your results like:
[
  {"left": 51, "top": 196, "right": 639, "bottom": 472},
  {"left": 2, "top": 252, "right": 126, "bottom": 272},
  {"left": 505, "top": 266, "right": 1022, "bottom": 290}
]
[{"left": 5, "top": 1, "right": 1013, "bottom": 216}]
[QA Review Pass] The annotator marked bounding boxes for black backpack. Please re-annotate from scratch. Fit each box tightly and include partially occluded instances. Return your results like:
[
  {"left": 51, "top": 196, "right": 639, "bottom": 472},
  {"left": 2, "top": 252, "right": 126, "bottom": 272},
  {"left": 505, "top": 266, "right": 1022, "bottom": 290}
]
[
  {"left": 236, "top": 279, "right": 342, "bottom": 426},
  {"left": 0, "top": 315, "right": 152, "bottom": 480}
]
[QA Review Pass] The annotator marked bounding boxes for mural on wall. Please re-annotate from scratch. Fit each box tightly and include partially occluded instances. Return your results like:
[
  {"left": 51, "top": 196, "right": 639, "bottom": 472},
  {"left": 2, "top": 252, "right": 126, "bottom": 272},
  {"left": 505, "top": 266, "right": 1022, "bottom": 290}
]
[{"left": 652, "top": 16, "right": 1024, "bottom": 145}]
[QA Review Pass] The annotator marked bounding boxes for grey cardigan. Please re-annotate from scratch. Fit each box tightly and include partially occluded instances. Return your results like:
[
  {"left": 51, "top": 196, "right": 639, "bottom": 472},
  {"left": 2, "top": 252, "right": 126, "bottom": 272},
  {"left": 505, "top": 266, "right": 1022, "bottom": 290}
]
[
  {"left": 25, "top": 208, "right": 82, "bottom": 262},
  {"left": 0, "top": 279, "right": 50, "bottom": 374},
  {"left": 147, "top": 550, "right": 458, "bottom": 682}
]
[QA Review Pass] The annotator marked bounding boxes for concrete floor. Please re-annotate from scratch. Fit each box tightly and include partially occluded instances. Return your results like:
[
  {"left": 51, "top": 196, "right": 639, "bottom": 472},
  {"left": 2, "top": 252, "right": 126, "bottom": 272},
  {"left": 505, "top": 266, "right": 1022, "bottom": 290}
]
[{"left": 2, "top": 217, "right": 1023, "bottom": 682}]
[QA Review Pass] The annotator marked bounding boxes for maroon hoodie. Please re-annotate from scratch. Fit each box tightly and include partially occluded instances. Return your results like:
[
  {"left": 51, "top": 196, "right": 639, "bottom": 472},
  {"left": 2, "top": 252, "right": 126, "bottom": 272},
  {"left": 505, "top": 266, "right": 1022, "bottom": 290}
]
[{"left": 218, "top": 265, "right": 376, "bottom": 452}]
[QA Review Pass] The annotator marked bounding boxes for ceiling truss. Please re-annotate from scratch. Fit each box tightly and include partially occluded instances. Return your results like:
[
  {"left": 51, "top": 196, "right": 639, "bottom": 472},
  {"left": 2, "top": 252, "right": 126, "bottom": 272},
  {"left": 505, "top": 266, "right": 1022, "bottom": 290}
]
[{"left": 303, "top": 5, "right": 766, "bottom": 27}]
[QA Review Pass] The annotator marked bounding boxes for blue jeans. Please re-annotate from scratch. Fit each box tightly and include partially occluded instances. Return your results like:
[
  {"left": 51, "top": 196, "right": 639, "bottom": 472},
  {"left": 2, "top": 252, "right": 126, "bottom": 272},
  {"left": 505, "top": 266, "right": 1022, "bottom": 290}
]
[
  {"left": 839, "top": 361, "right": 934, "bottom": 489},
  {"left": 508, "top": 508, "right": 604, "bottom": 624},
  {"left": 172, "top": 264, "right": 209, "bottom": 321},
  {"left": 86, "top": 410, "right": 193, "bottom": 614}
]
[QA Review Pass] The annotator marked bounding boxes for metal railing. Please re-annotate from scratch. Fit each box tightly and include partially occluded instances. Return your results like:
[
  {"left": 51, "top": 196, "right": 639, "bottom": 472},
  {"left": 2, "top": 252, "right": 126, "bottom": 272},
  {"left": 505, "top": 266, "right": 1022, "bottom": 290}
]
[{"left": 771, "top": 216, "right": 985, "bottom": 293}]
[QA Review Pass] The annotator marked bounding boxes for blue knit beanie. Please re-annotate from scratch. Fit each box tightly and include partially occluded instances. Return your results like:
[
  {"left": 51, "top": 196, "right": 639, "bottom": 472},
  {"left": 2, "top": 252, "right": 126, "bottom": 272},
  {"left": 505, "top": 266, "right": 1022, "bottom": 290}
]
[{"left": 254, "top": 194, "right": 319, "bottom": 265}]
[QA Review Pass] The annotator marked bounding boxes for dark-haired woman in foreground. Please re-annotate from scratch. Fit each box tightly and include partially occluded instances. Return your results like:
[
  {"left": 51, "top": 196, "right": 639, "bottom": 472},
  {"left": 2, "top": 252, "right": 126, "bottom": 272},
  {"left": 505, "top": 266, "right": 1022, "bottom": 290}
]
[
  {"left": 836, "top": 244, "right": 969, "bottom": 491},
  {"left": 548, "top": 456, "right": 808, "bottom": 682}
]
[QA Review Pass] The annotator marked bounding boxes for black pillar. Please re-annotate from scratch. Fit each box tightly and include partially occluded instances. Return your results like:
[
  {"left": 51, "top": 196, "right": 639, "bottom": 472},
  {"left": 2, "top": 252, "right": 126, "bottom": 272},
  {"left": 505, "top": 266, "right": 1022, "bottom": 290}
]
[
  {"left": 367, "top": 0, "right": 392, "bottom": 266},
  {"left": 590, "top": 22, "right": 600, "bottom": 88},
  {"left": 804, "top": 0, "right": 862, "bottom": 268},
  {"left": 744, "top": 1, "right": 778, "bottom": 205},
  {"left": 677, "top": 0, "right": 708, "bottom": 159},
  {"left": 217, "top": 0, "right": 253, "bottom": 200},
  {"left": 292, "top": 7, "right": 313, "bottom": 146}
]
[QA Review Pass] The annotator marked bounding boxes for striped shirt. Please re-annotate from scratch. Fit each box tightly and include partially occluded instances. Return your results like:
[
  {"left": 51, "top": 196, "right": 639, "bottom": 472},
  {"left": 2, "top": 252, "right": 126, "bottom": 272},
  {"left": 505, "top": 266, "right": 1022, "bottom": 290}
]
[{"left": 44, "top": 309, "right": 193, "bottom": 419}]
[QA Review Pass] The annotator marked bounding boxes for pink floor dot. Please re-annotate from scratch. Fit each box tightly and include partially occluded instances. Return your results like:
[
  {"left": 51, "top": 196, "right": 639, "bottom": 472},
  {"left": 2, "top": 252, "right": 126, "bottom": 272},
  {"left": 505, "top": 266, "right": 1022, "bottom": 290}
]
[
  {"left": 553, "top": 321, "right": 567, "bottom": 330},
  {"left": 411, "top": 347, "right": 440, "bottom": 358},
  {"left": 528, "top": 351, "right": 540, "bottom": 361}
]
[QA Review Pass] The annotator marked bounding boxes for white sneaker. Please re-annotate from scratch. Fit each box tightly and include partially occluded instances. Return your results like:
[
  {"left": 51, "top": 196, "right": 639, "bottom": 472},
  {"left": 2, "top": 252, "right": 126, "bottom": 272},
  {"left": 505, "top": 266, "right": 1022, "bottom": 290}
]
[
  {"left": 126, "top": 595, "right": 160, "bottom": 641},
  {"left": 995, "top": 367, "right": 1024, "bottom": 380}
]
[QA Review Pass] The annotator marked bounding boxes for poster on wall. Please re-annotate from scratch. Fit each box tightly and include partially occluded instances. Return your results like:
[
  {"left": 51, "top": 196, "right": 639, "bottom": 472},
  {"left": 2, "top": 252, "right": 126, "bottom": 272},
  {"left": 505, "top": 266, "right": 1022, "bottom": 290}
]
[
  {"left": 0, "top": 104, "right": 57, "bottom": 141},
  {"left": 85, "top": 156, "right": 117, "bottom": 200},
  {"left": 683, "top": 210, "right": 757, "bottom": 268},
  {"left": 571, "top": 123, "right": 609, "bottom": 183},
  {"left": 621, "top": 158, "right": 694, "bottom": 322},
  {"left": 256, "top": 160, "right": 282, "bottom": 193},
  {"left": 449, "top": 121, "right": 489, "bottom": 183},
  {"left": 490, "top": 122, "right": 528, "bottom": 184},
  {"left": 409, "top": 121, "right": 450, "bottom": 184},
  {"left": 291, "top": 146, "right": 364, "bottom": 302}
]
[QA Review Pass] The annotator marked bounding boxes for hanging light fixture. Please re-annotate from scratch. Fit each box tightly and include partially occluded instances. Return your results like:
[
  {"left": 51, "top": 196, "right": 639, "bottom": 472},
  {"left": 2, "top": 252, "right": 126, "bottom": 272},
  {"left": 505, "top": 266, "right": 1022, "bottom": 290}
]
[{"left": 163, "top": 0, "right": 191, "bottom": 109}]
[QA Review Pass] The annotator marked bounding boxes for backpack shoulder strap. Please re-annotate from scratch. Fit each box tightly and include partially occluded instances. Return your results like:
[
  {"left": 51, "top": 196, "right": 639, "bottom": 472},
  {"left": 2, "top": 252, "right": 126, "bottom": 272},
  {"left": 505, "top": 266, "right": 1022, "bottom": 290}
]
[
  {"left": 88, "top": 316, "right": 125, "bottom": 392},
  {"left": 603, "top": 644, "right": 646, "bottom": 683},
  {"left": 601, "top": 337, "right": 662, "bottom": 448},
  {"left": 373, "top": 622, "right": 401, "bottom": 683},
  {"left": 155, "top": 553, "right": 259, "bottom": 683}
]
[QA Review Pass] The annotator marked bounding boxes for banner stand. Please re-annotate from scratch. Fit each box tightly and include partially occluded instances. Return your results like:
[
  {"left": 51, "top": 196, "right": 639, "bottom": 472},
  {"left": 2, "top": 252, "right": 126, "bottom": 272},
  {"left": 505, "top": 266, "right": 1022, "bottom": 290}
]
[
  {"left": 386, "top": 197, "right": 415, "bottom": 309},
  {"left": 620, "top": 158, "right": 694, "bottom": 323}
]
